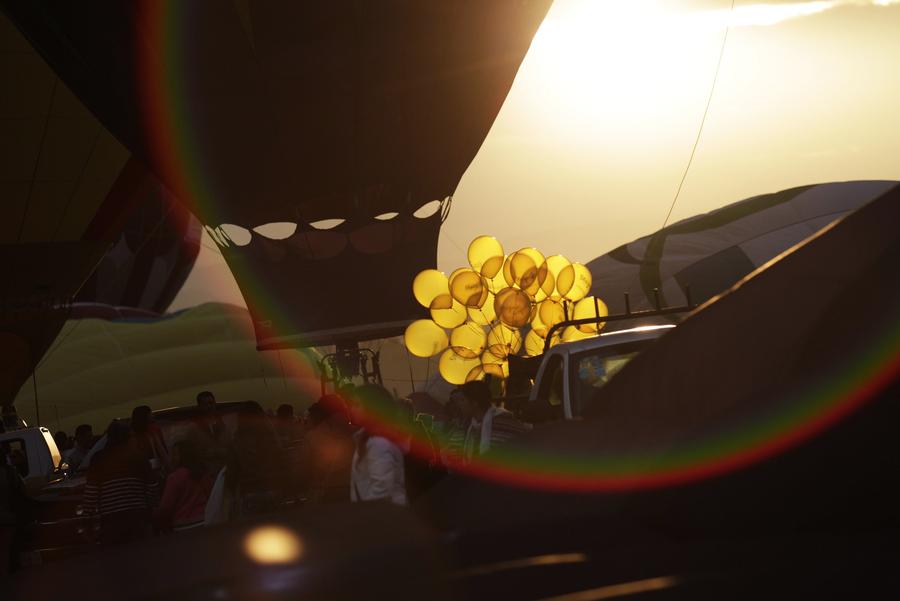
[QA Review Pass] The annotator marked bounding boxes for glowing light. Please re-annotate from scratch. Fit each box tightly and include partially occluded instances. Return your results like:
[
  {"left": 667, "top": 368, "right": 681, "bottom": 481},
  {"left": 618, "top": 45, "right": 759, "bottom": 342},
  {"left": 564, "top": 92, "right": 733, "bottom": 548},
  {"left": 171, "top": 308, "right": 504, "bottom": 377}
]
[{"left": 244, "top": 525, "right": 304, "bottom": 564}]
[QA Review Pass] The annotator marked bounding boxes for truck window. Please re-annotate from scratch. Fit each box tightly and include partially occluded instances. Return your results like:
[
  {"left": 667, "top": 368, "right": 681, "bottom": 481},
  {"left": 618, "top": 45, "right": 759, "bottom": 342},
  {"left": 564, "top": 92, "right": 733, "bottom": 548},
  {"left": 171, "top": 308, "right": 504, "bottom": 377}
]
[
  {"left": 2, "top": 439, "right": 29, "bottom": 477},
  {"left": 533, "top": 355, "right": 565, "bottom": 421},
  {"left": 571, "top": 341, "right": 651, "bottom": 416}
]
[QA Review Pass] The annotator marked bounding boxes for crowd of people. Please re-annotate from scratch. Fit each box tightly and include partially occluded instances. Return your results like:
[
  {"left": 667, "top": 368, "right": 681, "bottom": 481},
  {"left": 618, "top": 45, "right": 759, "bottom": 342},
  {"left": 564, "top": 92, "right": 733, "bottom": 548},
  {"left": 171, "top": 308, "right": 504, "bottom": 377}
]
[{"left": 1, "top": 380, "right": 531, "bottom": 568}]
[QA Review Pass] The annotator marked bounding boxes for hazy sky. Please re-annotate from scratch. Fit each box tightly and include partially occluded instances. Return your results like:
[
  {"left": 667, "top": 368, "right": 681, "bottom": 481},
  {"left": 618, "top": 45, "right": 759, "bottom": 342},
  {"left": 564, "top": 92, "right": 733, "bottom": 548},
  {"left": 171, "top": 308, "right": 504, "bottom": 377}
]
[{"left": 171, "top": 0, "right": 900, "bottom": 311}]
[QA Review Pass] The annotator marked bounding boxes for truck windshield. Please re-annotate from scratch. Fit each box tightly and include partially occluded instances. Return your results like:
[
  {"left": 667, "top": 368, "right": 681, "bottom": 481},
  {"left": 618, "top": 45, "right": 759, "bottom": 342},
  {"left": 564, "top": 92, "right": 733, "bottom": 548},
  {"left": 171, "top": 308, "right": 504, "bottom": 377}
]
[{"left": 571, "top": 341, "right": 651, "bottom": 416}]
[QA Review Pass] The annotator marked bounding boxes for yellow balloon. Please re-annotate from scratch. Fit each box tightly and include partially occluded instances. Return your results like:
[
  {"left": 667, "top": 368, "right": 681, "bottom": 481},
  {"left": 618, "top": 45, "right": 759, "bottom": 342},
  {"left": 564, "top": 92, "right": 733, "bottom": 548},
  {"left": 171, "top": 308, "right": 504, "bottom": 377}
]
[
  {"left": 524, "top": 329, "right": 545, "bottom": 356},
  {"left": 502, "top": 251, "right": 538, "bottom": 290},
  {"left": 467, "top": 236, "right": 504, "bottom": 273},
  {"left": 562, "top": 326, "right": 594, "bottom": 343},
  {"left": 557, "top": 263, "right": 592, "bottom": 302},
  {"left": 449, "top": 268, "right": 488, "bottom": 308},
  {"left": 573, "top": 296, "right": 609, "bottom": 333},
  {"left": 430, "top": 294, "right": 467, "bottom": 329},
  {"left": 485, "top": 257, "right": 509, "bottom": 293},
  {"left": 450, "top": 322, "right": 487, "bottom": 358},
  {"left": 413, "top": 269, "right": 449, "bottom": 308},
  {"left": 494, "top": 287, "right": 534, "bottom": 329},
  {"left": 516, "top": 248, "right": 546, "bottom": 294},
  {"left": 538, "top": 299, "right": 567, "bottom": 331},
  {"left": 533, "top": 261, "right": 555, "bottom": 303},
  {"left": 487, "top": 324, "right": 523, "bottom": 358},
  {"left": 465, "top": 364, "right": 486, "bottom": 382},
  {"left": 404, "top": 320, "right": 449, "bottom": 358},
  {"left": 481, "top": 255, "right": 505, "bottom": 280},
  {"left": 530, "top": 309, "right": 549, "bottom": 338},
  {"left": 439, "top": 349, "right": 482, "bottom": 385},
  {"left": 481, "top": 351, "right": 510, "bottom": 379},
  {"left": 467, "top": 292, "right": 496, "bottom": 325},
  {"left": 542, "top": 255, "right": 571, "bottom": 297}
]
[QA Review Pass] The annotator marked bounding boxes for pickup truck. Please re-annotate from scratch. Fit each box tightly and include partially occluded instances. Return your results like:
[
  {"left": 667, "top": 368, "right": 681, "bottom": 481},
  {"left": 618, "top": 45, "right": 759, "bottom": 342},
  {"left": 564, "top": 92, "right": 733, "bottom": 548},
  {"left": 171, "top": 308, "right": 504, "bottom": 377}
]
[
  {"left": 0, "top": 426, "right": 66, "bottom": 496},
  {"left": 517, "top": 324, "right": 675, "bottom": 422}
]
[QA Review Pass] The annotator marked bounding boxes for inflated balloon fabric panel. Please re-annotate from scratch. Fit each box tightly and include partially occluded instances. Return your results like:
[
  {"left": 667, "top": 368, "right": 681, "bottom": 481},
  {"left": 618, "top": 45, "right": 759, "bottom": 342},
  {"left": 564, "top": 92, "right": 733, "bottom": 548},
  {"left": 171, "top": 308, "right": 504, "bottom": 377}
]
[
  {"left": 0, "top": 1, "right": 552, "bottom": 225},
  {"left": 585, "top": 180, "right": 898, "bottom": 318},
  {"left": 218, "top": 211, "right": 441, "bottom": 347},
  {"left": 75, "top": 177, "right": 202, "bottom": 314},
  {"left": 0, "top": 311, "right": 66, "bottom": 405},
  {"left": 0, "top": 11, "right": 130, "bottom": 244}
]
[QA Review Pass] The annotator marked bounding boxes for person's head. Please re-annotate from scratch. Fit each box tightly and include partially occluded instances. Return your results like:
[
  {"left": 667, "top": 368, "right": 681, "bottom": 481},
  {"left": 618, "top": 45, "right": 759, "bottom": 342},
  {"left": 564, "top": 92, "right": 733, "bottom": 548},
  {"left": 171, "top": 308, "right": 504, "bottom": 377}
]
[
  {"left": 318, "top": 394, "right": 349, "bottom": 424},
  {"left": 349, "top": 385, "right": 404, "bottom": 457},
  {"left": 276, "top": 404, "right": 294, "bottom": 420},
  {"left": 74, "top": 424, "right": 93, "bottom": 449},
  {"left": 54, "top": 430, "right": 69, "bottom": 451},
  {"left": 172, "top": 440, "right": 205, "bottom": 479},
  {"left": 305, "top": 402, "right": 328, "bottom": 429},
  {"left": 131, "top": 405, "right": 153, "bottom": 434},
  {"left": 457, "top": 381, "right": 492, "bottom": 421},
  {"left": 105, "top": 420, "right": 131, "bottom": 449},
  {"left": 349, "top": 384, "right": 403, "bottom": 436},
  {"left": 196, "top": 391, "right": 216, "bottom": 413}
]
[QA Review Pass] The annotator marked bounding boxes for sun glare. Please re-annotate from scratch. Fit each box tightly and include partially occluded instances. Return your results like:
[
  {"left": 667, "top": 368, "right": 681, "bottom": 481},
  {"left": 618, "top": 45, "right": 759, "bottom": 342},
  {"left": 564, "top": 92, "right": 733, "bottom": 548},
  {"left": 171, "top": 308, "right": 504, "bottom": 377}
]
[{"left": 520, "top": 0, "right": 723, "bottom": 148}]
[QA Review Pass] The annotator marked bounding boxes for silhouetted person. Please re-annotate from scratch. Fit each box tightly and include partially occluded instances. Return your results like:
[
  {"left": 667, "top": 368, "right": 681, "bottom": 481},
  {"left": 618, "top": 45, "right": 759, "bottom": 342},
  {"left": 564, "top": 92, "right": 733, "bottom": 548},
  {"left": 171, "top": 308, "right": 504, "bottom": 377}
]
[
  {"left": 438, "top": 390, "right": 468, "bottom": 468},
  {"left": 1, "top": 405, "right": 23, "bottom": 430},
  {"left": 155, "top": 440, "right": 214, "bottom": 532},
  {"left": 131, "top": 405, "right": 170, "bottom": 474},
  {"left": 299, "top": 395, "right": 356, "bottom": 504},
  {"left": 84, "top": 420, "right": 157, "bottom": 546},
  {"left": 190, "top": 391, "right": 226, "bottom": 471},
  {"left": 458, "top": 381, "right": 531, "bottom": 462},
  {"left": 398, "top": 397, "right": 444, "bottom": 502},
  {"left": 54, "top": 430, "right": 70, "bottom": 453},
  {"left": 0, "top": 441, "right": 32, "bottom": 575},
  {"left": 225, "top": 411, "right": 284, "bottom": 517},
  {"left": 274, "top": 403, "right": 303, "bottom": 447},
  {"left": 64, "top": 424, "right": 94, "bottom": 472},
  {"left": 350, "top": 385, "right": 407, "bottom": 506}
]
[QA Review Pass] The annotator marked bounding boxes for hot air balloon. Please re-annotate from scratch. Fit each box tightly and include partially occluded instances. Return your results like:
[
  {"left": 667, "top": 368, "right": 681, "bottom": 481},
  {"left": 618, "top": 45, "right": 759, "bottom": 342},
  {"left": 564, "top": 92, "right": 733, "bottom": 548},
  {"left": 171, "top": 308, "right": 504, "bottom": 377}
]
[
  {"left": 12, "top": 303, "right": 321, "bottom": 431},
  {"left": 585, "top": 181, "right": 897, "bottom": 324},
  {"left": 0, "top": 11, "right": 129, "bottom": 406},
  {"left": 1, "top": 1, "right": 553, "bottom": 348}
]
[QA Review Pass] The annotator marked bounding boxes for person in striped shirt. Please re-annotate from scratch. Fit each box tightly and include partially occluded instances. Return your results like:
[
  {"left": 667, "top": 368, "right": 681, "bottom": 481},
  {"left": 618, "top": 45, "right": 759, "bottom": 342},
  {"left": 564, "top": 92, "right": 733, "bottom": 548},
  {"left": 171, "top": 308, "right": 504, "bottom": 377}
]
[{"left": 83, "top": 420, "right": 158, "bottom": 546}]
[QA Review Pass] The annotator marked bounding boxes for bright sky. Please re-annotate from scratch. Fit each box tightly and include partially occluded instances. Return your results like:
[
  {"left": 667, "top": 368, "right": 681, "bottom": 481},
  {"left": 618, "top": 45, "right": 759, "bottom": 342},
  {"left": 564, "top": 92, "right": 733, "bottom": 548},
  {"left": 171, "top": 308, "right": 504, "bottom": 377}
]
[{"left": 172, "top": 0, "right": 900, "bottom": 311}]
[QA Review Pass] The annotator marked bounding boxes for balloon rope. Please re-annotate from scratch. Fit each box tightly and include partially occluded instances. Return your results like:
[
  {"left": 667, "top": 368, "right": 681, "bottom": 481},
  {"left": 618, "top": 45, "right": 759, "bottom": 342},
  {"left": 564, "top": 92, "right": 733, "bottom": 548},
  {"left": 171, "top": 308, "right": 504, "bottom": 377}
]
[
  {"left": 17, "top": 79, "right": 58, "bottom": 243},
  {"left": 36, "top": 319, "right": 83, "bottom": 370},
  {"left": 276, "top": 349, "right": 288, "bottom": 392},
  {"left": 661, "top": 0, "right": 735, "bottom": 230},
  {"left": 53, "top": 127, "right": 103, "bottom": 241},
  {"left": 405, "top": 346, "right": 416, "bottom": 393},
  {"left": 33, "top": 364, "right": 40, "bottom": 427}
]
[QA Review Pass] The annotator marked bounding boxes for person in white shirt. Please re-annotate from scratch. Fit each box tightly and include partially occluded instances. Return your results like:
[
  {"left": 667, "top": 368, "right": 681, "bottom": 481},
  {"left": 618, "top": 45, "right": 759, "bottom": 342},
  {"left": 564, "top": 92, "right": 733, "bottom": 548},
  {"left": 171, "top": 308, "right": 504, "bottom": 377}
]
[{"left": 349, "top": 385, "right": 408, "bottom": 506}]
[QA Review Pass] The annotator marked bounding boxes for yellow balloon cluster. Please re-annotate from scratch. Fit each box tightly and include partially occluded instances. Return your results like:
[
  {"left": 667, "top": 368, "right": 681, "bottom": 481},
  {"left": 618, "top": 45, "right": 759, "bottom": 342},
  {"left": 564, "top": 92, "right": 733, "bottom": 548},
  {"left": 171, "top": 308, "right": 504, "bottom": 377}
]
[{"left": 404, "top": 235, "right": 606, "bottom": 385}]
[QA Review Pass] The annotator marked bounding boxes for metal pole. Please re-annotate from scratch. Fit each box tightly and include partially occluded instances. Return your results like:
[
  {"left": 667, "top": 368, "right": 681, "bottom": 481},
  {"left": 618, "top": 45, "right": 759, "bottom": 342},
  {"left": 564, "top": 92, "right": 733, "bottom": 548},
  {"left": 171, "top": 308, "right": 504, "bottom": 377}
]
[{"left": 32, "top": 366, "right": 40, "bottom": 427}]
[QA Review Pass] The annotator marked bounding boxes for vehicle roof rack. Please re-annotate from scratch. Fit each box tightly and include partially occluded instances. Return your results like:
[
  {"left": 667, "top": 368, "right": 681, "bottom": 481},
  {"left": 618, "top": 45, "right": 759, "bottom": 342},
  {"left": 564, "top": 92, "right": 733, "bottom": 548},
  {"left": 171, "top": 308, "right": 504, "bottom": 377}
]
[{"left": 543, "top": 286, "right": 698, "bottom": 353}]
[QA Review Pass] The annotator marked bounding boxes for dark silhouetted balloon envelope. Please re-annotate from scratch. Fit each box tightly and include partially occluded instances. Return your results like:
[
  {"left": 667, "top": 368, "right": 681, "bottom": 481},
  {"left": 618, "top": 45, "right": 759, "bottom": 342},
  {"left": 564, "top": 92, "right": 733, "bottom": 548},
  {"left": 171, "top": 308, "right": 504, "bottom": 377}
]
[{"left": 1, "top": 1, "right": 553, "bottom": 348}]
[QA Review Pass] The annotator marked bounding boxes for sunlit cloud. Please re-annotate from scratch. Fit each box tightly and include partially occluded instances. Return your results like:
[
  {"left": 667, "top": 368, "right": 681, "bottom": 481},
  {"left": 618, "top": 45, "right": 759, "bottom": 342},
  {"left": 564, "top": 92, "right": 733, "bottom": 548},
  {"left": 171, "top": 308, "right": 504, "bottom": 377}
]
[{"left": 692, "top": 0, "right": 900, "bottom": 30}]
